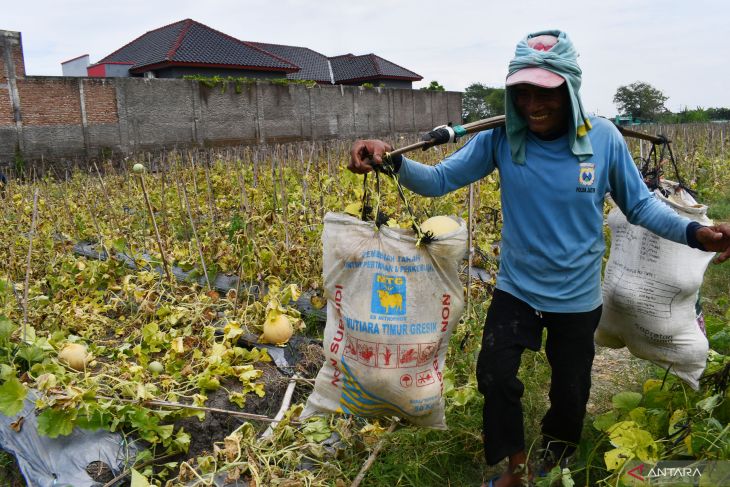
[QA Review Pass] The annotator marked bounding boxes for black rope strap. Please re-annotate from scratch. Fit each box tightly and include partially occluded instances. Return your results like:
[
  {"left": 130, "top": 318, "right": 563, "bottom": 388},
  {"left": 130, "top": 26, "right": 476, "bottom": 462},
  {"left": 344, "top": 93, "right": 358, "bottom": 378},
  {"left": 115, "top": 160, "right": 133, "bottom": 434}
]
[
  {"left": 638, "top": 135, "right": 697, "bottom": 199},
  {"left": 359, "top": 157, "right": 426, "bottom": 243}
]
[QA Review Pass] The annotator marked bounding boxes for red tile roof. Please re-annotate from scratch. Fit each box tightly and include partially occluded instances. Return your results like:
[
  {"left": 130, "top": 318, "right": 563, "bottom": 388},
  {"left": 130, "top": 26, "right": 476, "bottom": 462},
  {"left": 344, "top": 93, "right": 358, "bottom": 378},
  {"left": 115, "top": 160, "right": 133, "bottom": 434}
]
[
  {"left": 95, "top": 19, "right": 299, "bottom": 74},
  {"left": 329, "top": 53, "right": 422, "bottom": 83},
  {"left": 93, "top": 19, "right": 421, "bottom": 84},
  {"left": 251, "top": 42, "right": 332, "bottom": 83}
]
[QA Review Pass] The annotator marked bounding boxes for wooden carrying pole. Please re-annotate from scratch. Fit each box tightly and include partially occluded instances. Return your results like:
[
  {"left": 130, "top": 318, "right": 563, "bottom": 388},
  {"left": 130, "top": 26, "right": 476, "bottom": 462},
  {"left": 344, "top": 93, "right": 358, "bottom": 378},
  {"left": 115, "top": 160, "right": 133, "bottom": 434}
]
[
  {"left": 385, "top": 115, "right": 667, "bottom": 160},
  {"left": 615, "top": 125, "right": 668, "bottom": 145},
  {"left": 386, "top": 115, "right": 506, "bottom": 158}
]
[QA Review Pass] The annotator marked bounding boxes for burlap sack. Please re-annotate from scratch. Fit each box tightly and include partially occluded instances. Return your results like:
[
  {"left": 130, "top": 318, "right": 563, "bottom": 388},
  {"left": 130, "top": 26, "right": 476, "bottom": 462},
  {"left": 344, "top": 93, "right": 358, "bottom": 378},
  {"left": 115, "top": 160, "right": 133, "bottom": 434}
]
[{"left": 302, "top": 212, "right": 467, "bottom": 428}]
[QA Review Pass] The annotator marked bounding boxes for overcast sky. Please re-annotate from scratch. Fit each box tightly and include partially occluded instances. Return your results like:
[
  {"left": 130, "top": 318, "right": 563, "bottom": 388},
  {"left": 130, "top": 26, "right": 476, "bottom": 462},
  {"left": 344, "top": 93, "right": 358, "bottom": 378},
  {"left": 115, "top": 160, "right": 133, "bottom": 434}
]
[{"left": 4, "top": 0, "right": 729, "bottom": 116}]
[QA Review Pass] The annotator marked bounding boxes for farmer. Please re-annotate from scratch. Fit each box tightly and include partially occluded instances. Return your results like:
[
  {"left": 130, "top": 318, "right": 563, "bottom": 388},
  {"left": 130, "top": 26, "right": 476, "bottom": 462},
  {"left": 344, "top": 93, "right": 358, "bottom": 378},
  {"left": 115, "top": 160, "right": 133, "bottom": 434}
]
[{"left": 347, "top": 30, "right": 730, "bottom": 487}]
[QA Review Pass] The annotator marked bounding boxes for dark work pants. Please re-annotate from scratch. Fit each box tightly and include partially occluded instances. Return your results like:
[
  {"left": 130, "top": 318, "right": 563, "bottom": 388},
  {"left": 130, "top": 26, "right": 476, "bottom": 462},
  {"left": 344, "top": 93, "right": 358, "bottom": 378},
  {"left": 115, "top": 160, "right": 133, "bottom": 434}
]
[{"left": 476, "top": 289, "right": 602, "bottom": 465}]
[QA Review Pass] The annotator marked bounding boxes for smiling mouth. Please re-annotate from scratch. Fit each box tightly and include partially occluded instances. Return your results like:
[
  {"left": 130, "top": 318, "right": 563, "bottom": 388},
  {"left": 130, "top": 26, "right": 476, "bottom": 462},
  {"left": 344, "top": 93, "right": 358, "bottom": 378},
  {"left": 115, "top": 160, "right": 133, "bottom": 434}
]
[{"left": 529, "top": 114, "right": 549, "bottom": 121}]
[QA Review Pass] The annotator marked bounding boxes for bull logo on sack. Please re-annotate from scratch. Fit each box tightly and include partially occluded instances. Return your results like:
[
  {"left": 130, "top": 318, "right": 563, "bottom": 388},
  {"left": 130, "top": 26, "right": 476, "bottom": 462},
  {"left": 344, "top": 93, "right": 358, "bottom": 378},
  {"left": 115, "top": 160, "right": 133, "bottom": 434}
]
[{"left": 371, "top": 274, "right": 406, "bottom": 315}]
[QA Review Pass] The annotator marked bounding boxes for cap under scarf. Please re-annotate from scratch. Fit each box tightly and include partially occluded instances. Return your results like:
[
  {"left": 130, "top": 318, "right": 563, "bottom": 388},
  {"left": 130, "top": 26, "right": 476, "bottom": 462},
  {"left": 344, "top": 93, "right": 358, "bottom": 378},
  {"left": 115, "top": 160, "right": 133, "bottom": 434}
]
[{"left": 505, "top": 30, "right": 593, "bottom": 164}]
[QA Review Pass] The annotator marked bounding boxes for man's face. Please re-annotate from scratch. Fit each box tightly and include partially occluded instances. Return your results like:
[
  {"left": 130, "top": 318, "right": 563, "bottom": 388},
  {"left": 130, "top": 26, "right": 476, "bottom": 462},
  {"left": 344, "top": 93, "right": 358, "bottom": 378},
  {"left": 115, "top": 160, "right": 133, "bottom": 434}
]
[{"left": 512, "top": 83, "right": 570, "bottom": 140}]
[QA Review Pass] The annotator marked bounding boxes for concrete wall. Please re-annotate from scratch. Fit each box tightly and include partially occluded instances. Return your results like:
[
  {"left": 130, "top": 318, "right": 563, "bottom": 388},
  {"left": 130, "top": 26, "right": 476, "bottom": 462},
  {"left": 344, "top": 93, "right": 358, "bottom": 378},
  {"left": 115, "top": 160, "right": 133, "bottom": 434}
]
[
  {"left": 0, "top": 77, "right": 462, "bottom": 161},
  {"left": 378, "top": 80, "right": 413, "bottom": 89},
  {"left": 340, "top": 79, "right": 413, "bottom": 89},
  {"left": 155, "top": 67, "right": 288, "bottom": 79},
  {"left": 0, "top": 30, "right": 462, "bottom": 162}
]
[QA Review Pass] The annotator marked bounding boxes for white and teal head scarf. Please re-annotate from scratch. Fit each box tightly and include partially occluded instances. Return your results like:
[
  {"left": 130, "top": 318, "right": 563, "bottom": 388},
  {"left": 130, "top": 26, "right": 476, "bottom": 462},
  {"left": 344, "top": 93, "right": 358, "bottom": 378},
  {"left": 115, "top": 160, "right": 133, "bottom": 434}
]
[{"left": 505, "top": 30, "right": 593, "bottom": 164}]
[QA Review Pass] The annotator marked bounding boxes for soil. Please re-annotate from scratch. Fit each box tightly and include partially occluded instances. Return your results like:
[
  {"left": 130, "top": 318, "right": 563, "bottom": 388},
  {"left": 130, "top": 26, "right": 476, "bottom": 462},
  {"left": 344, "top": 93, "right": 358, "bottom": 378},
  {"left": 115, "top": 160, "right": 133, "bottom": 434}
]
[
  {"left": 174, "top": 361, "right": 289, "bottom": 459},
  {"left": 291, "top": 340, "right": 325, "bottom": 404},
  {"left": 587, "top": 345, "right": 651, "bottom": 415},
  {"left": 174, "top": 338, "right": 325, "bottom": 459}
]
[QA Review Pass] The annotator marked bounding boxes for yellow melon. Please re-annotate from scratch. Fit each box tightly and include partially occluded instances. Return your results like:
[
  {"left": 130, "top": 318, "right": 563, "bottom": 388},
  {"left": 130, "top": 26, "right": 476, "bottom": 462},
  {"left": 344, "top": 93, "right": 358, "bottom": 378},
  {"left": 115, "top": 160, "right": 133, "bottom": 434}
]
[
  {"left": 263, "top": 314, "right": 294, "bottom": 345},
  {"left": 58, "top": 343, "right": 90, "bottom": 371},
  {"left": 421, "top": 216, "right": 460, "bottom": 237}
]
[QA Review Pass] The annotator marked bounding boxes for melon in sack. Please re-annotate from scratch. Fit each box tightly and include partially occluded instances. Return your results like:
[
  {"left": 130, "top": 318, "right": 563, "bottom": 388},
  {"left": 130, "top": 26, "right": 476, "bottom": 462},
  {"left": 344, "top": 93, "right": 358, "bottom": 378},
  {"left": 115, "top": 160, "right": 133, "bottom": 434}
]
[
  {"left": 595, "top": 182, "right": 715, "bottom": 389},
  {"left": 302, "top": 212, "right": 467, "bottom": 428}
]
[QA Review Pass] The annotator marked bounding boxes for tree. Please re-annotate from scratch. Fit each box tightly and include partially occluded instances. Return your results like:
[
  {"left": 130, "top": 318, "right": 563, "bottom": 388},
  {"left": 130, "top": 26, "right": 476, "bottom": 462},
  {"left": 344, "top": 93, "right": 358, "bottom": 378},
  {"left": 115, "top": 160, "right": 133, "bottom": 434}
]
[
  {"left": 462, "top": 83, "right": 505, "bottom": 122},
  {"left": 658, "top": 108, "right": 708, "bottom": 124},
  {"left": 421, "top": 81, "right": 445, "bottom": 92},
  {"left": 613, "top": 81, "right": 668, "bottom": 121},
  {"left": 707, "top": 107, "right": 730, "bottom": 121}
]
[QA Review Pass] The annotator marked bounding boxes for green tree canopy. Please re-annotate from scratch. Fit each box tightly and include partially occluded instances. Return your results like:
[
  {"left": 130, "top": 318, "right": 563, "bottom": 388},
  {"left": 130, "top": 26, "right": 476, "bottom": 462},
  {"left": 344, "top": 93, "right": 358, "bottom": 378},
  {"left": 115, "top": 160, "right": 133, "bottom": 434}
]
[
  {"left": 421, "top": 81, "right": 445, "bottom": 91},
  {"left": 706, "top": 107, "right": 730, "bottom": 120},
  {"left": 658, "top": 108, "right": 710, "bottom": 124},
  {"left": 462, "top": 83, "right": 505, "bottom": 122},
  {"left": 613, "top": 81, "right": 668, "bottom": 121}
]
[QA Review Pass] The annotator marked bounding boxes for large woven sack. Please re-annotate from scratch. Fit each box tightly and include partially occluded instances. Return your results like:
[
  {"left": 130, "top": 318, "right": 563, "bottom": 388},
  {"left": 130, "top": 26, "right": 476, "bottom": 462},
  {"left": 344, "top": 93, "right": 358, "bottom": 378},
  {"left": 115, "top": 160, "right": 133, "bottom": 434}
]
[
  {"left": 302, "top": 212, "right": 467, "bottom": 428},
  {"left": 595, "top": 182, "right": 715, "bottom": 389}
]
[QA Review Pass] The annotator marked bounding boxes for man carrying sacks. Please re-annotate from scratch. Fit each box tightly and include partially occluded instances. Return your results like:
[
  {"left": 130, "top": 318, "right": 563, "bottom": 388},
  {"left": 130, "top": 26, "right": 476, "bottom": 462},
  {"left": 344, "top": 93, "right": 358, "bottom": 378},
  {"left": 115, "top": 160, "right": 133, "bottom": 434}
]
[{"left": 348, "top": 30, "right": 730, "bottom": 487}]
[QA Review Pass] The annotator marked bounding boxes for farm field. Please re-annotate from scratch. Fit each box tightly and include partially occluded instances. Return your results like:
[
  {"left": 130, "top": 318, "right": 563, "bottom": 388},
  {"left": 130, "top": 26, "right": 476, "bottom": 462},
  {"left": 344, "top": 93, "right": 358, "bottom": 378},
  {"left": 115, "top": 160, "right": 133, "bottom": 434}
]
[{"left": 0, "top": 123, "right": 729, "bottom": 486}]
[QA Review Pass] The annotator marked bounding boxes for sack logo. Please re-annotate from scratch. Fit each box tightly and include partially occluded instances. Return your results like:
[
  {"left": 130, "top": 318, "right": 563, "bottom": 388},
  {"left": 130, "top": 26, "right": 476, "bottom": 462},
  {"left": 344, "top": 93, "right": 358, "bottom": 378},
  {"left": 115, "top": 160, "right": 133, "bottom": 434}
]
[
  {"left": 371, "top": 274, "right": 406, "bottom": 315},
  {"left": 578, "top": 162, "right": 596, "bottom": 186}
]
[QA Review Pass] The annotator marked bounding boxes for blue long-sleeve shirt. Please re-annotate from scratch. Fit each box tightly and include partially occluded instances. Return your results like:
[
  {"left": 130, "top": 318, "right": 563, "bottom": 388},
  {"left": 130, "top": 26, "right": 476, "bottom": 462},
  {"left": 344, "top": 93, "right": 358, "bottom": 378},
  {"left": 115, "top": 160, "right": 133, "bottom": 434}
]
[{"left": 398, "top": 117, "right": 692, "bottom": 312}]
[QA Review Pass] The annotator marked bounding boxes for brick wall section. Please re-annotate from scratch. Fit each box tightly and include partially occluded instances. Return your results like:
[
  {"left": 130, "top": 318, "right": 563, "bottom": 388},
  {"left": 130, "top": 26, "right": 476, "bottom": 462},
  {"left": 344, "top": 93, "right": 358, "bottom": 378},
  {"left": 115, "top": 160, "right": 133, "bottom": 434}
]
[
  {"left": 17, "top": 78, "right": 81, "bottom": 126},
  {"left": 83, "top": 79, "right": 118, "bottom": 124},
  {"left": 0, "top": 54, "right": 6, "bottom": 81},
  {"left": 0, "top": 88, "right": 13, "bottom": 125}
]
